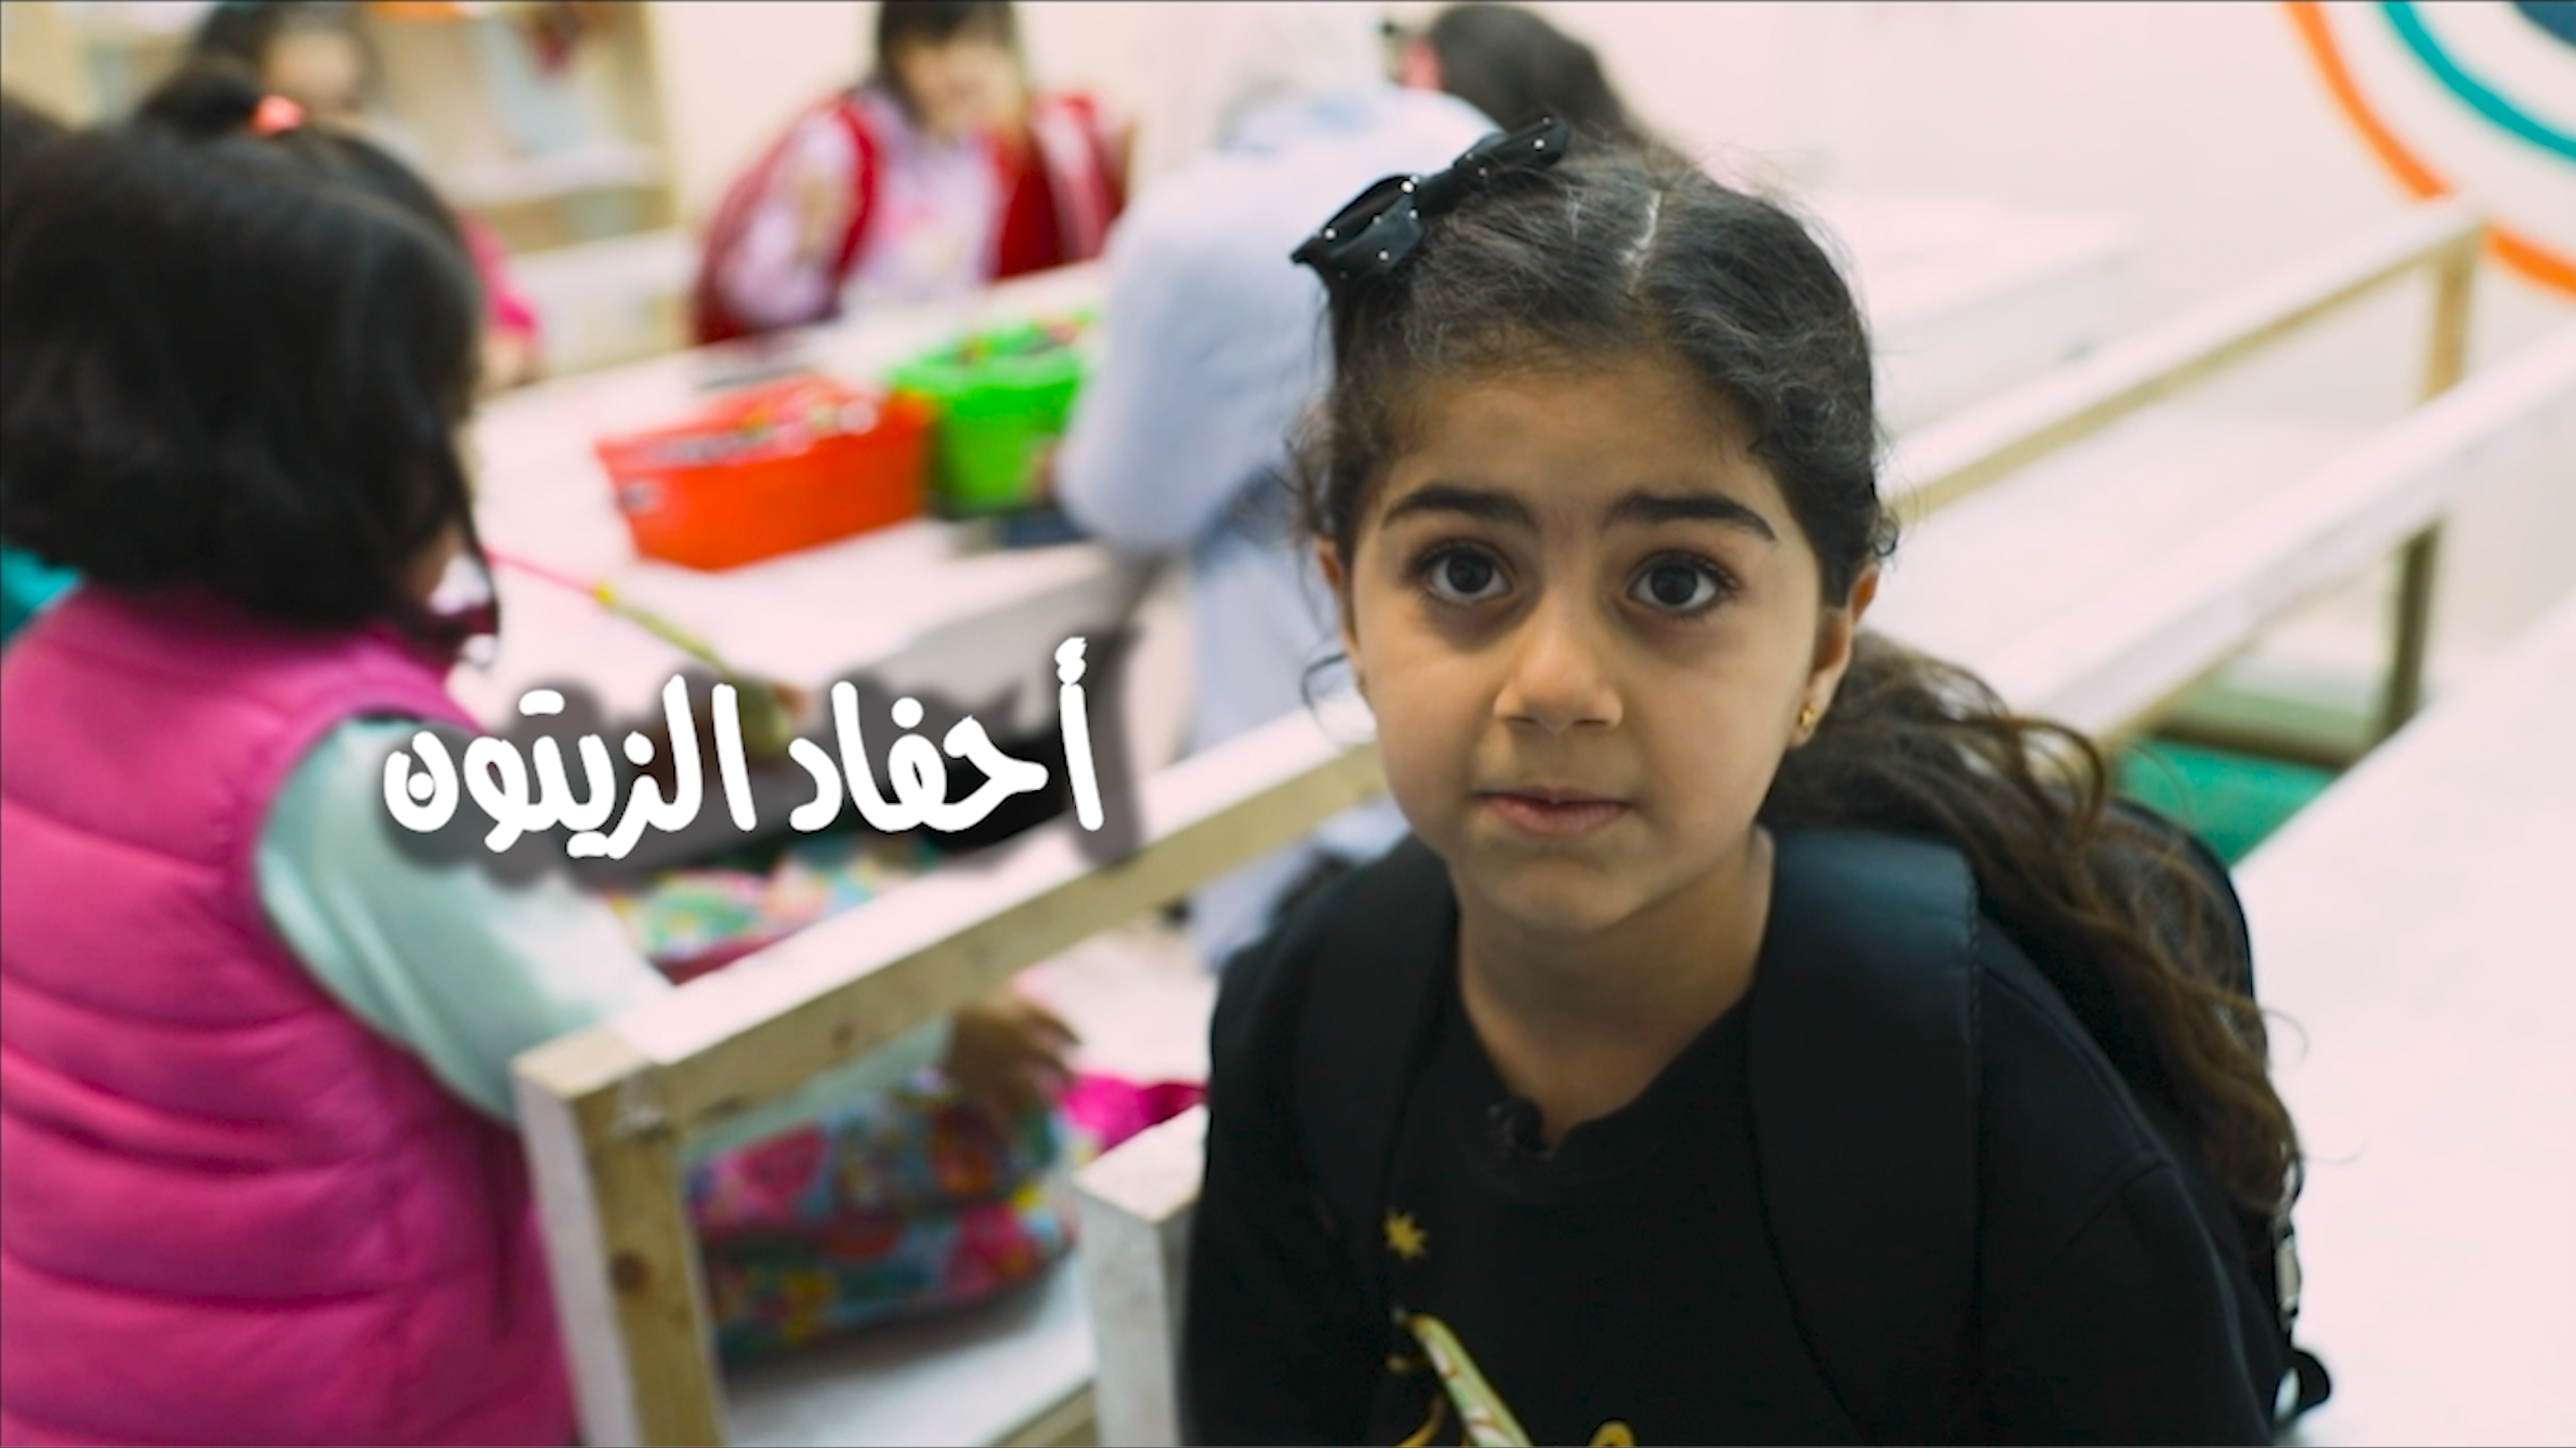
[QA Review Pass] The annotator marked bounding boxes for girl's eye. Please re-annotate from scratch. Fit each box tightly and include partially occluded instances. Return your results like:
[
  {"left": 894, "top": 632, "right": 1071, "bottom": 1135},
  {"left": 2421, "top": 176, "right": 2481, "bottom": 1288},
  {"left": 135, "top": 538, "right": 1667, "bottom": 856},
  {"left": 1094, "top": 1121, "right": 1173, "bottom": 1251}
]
[
  {"left": 1629, "top": 558, "right": 1729, "bottom": 614},
  {"left": 1421, "top": 547, "right": 1510, "bottom": 605}
]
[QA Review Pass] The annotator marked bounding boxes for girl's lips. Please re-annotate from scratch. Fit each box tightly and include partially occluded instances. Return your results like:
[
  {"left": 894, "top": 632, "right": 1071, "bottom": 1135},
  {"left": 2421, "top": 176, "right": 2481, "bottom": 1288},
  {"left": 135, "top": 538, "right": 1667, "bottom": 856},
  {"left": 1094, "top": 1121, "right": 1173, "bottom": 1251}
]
[{"left": 1481, "top": 792, "right": 1629, "bottom": 839}]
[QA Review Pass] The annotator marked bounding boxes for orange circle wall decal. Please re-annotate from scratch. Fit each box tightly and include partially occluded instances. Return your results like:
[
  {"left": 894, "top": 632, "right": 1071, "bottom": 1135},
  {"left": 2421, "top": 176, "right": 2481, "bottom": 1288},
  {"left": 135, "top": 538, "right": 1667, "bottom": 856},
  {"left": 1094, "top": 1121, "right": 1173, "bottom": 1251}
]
[{"left": 2285, "top": 0, "right": 2576, "bottom": 295}]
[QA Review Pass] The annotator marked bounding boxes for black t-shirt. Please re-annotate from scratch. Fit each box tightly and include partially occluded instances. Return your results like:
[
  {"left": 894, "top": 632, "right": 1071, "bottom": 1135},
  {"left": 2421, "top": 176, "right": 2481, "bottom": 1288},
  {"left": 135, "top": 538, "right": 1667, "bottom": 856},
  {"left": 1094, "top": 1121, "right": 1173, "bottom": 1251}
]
[
  {"left": 1183, "top": 833, "right": 2276, "bottom": 1446},
  {"left": 1365, "top": 976, "right": 1854, "bottom": 1446}
]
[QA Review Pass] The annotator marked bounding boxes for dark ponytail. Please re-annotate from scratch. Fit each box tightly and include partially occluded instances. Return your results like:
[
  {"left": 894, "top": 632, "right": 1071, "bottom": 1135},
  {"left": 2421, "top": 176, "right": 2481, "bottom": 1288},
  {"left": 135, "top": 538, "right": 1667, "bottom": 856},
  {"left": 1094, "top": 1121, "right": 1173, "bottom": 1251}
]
[
  {"left": 1294, "top": 139, "right": 2299, "bottom": 1216},
  {"left": 133, "top": 57, "right": 466, "bottom": 257},
  {"left": 133, "top": 53, "right": 270, "bottom": 138},
  {"left": 190, "top": 0, "right": 380, "bottom": 95}
]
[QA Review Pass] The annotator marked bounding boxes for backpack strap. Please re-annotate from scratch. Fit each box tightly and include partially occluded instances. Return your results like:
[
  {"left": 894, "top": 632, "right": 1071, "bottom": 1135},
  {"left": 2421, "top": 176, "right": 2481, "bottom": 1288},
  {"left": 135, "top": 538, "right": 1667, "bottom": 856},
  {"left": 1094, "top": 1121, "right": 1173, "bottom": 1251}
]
[
  {"left": 1285, "top": 830, "right": 1985, "bottom": 1440},
  {"left": 2102, "top": 801, "right": 2333, "bottom": 1427},
  {"left": 1748, "top": 830, "right": 1984, "bottom": 1444},
  {"left": 1287, "top": 839, "right": 1455, "bottom": 1317},
  {"left": 1279, "top": 822, "right": 2327, "bottom": 1437}
]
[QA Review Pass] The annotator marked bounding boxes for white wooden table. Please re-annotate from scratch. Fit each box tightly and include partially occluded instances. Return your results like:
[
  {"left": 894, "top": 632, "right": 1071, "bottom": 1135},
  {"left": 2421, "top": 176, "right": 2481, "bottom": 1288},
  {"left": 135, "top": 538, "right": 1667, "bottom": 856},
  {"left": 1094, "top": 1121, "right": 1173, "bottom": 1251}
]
[
  {"left": 2241, "top": 594, "right": 2576, "bottom": 1448},
  {"left": 454, "top": 265, "right": 1134, "bottom": 737}
]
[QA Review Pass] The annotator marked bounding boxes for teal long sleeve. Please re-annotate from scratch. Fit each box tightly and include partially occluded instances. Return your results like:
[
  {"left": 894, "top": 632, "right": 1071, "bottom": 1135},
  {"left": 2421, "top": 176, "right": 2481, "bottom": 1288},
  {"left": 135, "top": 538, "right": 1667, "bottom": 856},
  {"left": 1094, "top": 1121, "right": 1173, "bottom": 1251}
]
[{"left": 255, "top": 717, "right": 948, "bottom": 1142}]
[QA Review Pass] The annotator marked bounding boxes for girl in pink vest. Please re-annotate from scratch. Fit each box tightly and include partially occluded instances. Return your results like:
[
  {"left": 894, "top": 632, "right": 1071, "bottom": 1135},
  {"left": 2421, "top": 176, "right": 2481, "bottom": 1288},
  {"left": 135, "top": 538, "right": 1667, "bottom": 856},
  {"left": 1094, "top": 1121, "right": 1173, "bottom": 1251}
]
[
  {"left": 692, "top": 0, "right": 1127, "bottom": 345},
  {"left": 0, "top": 76, "right": 1079, "bottom": 1447}
]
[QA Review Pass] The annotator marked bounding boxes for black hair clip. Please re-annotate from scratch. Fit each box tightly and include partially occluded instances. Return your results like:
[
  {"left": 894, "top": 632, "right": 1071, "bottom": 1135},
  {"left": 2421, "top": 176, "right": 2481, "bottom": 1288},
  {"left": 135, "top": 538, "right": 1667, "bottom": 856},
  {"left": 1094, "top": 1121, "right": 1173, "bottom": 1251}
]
[{"left": 1292, "top": 115, "right": 1573, "bottom": 287}]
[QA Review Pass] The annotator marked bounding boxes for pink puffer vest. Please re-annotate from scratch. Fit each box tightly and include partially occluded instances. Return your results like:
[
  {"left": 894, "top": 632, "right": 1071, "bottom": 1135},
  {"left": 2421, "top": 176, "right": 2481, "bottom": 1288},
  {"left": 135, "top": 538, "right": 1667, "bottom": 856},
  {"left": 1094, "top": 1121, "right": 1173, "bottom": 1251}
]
[{"left": 0, "top": 590, "right": 575, "bottom": 1446}]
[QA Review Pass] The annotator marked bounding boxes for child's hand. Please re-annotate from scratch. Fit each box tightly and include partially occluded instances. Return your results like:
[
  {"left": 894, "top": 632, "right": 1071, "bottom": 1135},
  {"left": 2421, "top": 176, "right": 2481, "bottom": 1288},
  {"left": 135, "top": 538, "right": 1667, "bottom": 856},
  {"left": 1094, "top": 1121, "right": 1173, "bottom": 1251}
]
[
  {"left": 944, "top": 989, "right": 1079, "bottom": 1120},
  {"left": 480, "top": 326, "right": 541, "bottom": 396},
  {"left": 791, "top": 156, "right": 849, "bottom": 263},
  {"left": 631, "top": 676, "right": 806, "bottom": 792},
  {"left": 1019, "top": 440, "right": 1060, "bottom": 504}
]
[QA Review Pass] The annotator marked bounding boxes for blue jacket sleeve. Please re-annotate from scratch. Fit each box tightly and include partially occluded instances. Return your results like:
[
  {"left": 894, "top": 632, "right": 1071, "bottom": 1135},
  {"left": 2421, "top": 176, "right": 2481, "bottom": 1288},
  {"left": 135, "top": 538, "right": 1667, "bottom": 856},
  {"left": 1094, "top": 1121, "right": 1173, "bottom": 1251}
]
[{"left": 1053, "top": 178, "right": 1331, "bottom": 556}]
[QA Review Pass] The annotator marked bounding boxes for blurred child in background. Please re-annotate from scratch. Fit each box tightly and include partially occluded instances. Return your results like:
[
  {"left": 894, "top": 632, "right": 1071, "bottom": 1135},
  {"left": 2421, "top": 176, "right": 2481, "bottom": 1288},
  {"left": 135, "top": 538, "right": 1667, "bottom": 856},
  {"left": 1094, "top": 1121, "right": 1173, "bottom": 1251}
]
[
  {"left": 1393, "top": 3, "right": 1642, "bottom": 143},
  {"left": 691, "top": 0, "right": 1126, "bottom": 344},
  {"left": 0, "top": 71, "right": 1076, "bottom": 1444},
  {"left": 192, "top": 0, "right": 546, "bottom": 389},
  {"left": 1050, "top": 4, "right": 1491, "bottom": 969}
]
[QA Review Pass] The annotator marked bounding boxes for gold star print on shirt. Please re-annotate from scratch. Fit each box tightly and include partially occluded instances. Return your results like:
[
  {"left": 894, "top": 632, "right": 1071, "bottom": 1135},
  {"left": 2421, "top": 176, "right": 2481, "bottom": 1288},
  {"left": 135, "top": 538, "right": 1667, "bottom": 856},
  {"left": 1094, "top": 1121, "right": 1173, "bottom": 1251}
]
[{"left": 1386, "top": 1210, "right": 1430, "bottom": 1262}]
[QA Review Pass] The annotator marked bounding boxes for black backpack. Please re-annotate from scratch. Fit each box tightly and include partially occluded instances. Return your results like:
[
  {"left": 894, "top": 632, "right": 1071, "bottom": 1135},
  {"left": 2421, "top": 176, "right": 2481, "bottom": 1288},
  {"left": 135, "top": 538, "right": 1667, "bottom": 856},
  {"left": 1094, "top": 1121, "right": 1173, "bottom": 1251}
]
[{"left": 1285, "top": 815, "right": 2330, "bottom": 1443}]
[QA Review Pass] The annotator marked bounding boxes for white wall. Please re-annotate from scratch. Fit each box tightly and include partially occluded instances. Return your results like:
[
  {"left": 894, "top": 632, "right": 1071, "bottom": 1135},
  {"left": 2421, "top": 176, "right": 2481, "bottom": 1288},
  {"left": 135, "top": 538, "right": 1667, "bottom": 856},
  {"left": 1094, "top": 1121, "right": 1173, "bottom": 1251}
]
[{"left": 644, "top": 2, "right": 868, "bottom": 226}]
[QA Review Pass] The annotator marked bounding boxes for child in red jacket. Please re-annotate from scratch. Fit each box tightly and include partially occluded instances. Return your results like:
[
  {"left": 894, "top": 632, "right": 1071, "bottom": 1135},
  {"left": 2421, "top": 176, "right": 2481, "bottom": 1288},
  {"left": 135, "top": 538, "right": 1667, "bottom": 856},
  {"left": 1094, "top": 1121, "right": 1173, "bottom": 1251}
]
[{"left": 693, "top": 1, "right": 1126, "bottom": 344}]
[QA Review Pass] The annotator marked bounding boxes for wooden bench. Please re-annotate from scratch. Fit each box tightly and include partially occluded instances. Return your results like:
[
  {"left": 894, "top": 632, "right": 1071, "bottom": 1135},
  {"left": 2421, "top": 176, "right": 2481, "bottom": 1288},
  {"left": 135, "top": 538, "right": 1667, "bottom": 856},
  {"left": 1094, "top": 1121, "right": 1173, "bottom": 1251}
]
[
  {"left": 1800, "top": 190, "right": 2138, "bottom": 433},
  {"left": 513, "top": 694, "right": 1390, "bottom": 1445},
  {"left": 2239, "top": 593, "right": 2576, "bottom": 1447},
  {"left": 507, "top": 200, "right": 2538, "bottom": 1445},
  {"left": 1868, "top": 318, "right": 2576, "bottom": 745}
]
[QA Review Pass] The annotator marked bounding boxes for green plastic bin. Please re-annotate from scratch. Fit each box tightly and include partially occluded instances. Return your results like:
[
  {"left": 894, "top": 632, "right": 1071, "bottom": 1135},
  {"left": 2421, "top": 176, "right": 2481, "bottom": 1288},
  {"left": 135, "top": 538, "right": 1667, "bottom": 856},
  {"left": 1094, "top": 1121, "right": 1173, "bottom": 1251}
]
[{"left": 890, "top": 317, "right": 1089, "bottom": 516}]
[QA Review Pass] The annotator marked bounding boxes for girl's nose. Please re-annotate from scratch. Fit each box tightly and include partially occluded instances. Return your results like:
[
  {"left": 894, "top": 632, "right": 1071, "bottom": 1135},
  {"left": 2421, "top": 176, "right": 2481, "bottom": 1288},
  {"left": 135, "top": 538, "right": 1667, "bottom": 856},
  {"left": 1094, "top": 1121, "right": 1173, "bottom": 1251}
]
[{"left": 1496, "top": 595, "right": 1622, "bottom": 735}]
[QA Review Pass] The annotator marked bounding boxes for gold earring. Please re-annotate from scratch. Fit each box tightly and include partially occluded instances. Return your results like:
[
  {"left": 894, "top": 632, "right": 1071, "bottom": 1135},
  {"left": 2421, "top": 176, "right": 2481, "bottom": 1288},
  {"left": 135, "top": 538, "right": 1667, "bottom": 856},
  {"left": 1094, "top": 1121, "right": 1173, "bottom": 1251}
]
[{"left": 1797, "top": 703, "right": 1820, "bottom": 734}]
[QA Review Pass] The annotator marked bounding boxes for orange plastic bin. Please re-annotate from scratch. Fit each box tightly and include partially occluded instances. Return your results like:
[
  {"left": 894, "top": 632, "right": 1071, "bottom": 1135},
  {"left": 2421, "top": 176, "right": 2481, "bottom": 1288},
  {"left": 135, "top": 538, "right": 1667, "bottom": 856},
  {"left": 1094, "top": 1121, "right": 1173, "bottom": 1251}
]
[{"left": 596, "top": 376, "right": 931, "bottom": 571}]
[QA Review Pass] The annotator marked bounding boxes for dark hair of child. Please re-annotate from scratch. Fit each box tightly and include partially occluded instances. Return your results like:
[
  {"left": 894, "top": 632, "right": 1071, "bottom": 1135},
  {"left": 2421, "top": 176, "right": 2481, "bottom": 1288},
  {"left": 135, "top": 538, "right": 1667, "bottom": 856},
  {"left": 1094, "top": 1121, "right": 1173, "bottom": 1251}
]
[
  {"left": 1296, "top": 141, "right": 2299, "bottom": 1218},
  {"left": 879, "top": 0, "right": 1018, "bottom": 55},
  {"left": 1422, "top": 4, "right": 1639, "bottom": 145},
  {"left": 191, "top": 0, "right": 377, "bottom": 82},
  {"left": 0, "top": 91, "right": 69, "bottom": 202},
  {"left": 139, "top": 59, "right": 456, "bottom": 235},
  {"left": 0, "top": 61, "right": 483, "bottom": 635},
  {"left": 874, "top": 0, "right": 1022, "bottom": 106}
]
